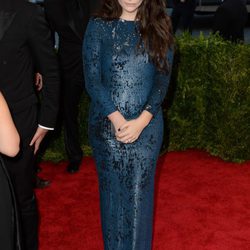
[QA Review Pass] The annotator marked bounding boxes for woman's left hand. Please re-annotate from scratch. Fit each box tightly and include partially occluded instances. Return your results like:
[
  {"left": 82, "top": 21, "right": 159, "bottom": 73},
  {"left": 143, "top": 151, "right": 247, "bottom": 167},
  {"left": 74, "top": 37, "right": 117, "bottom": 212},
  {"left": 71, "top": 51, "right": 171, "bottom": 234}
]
[{"left": 116, "top": 111, "right": 153, "bottom": 144}]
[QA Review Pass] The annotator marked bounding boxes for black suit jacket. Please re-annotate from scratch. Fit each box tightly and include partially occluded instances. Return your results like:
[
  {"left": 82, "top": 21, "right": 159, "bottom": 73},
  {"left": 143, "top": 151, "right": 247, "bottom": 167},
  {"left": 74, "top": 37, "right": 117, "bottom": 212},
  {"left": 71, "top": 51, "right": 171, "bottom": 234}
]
[
  {"left": 44, "top": 0, "right": 101, "bottom": 73},
  {"left": 0, "top": 3, "right": 60, "bottom": 139},
  {"left": 213, "top": 0, "right": 248, "bottom": 42}
]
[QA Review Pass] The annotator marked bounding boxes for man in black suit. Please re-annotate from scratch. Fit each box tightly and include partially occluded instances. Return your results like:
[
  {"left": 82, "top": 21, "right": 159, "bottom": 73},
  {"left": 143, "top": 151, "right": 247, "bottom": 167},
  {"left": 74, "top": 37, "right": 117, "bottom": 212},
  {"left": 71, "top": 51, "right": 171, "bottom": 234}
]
[
  {"left": 44, "top": 0, "right": 101, "bottom": 173},
  {"left": 0, "top": 0, "right": 60, "bottom": 249},
  {"left": 171, "top": 0, "right": 197, "bottom": 33},
  {"left": 213, "top": 0, "right": 248, "bottom": 42}
]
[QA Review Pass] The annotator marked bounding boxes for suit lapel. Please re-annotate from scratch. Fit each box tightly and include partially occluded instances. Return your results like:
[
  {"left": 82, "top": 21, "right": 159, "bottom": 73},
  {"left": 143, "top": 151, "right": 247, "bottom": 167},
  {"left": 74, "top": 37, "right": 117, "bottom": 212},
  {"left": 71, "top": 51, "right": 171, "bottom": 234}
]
[{"left": 0, "top": 11, "right": 16, "bottom": 41}]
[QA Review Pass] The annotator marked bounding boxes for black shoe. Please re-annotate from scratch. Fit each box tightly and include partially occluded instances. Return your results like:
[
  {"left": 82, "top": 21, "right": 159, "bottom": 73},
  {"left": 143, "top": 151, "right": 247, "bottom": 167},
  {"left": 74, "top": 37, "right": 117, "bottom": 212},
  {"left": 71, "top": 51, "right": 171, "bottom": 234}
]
[
  {"left": 66, "top": 161, "right": 81, "bottom": 174},
  {"left": 35, "top": 176, "right": 51, "bottom": 189}
]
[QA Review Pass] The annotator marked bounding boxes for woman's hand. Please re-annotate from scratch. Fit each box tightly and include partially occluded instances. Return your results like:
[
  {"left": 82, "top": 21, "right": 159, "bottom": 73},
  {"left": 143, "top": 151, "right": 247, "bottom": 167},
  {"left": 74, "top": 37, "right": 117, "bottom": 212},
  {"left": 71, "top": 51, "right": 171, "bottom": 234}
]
[
  {"left": 108, "top": 111, "right": 127, "bottom": 132},
  {"left": 116, "top": 119, "right": 144, "bottom": 143},
  {"left": 116, "top": 110, "right": 153, "bottom": 143}
]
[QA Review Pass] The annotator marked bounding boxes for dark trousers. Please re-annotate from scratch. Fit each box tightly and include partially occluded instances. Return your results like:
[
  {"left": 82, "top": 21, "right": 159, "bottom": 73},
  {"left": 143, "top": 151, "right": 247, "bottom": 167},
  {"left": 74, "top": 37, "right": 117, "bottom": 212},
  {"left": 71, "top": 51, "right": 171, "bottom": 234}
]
[
  {"left": 3, "top": 106, "right": 38, "bottom": 250},
  {"left": 62, "top": 71, "right": 84, "bottom": 164},
  {"left": 171, "top": 4, "right": 196, "bottom": 33}
]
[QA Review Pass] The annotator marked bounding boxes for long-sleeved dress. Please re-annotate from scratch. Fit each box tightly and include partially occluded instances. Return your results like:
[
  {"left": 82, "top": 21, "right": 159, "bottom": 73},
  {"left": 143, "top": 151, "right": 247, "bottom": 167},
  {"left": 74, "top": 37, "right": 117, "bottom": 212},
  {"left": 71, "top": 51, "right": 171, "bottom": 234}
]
[{"left": 83, "top": 18, "right": 173, "bottom": 250}]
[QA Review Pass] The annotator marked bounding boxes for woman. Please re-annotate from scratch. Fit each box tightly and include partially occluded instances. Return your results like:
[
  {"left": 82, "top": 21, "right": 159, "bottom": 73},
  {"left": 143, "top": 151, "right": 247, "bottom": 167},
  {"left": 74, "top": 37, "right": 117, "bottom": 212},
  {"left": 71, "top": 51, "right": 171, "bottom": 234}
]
[
  {"left": 0, "top": 92, "right": 20, "bottom": 250},
  {"left": 83, "top": 0, "right": 173, "bottom": 249}
]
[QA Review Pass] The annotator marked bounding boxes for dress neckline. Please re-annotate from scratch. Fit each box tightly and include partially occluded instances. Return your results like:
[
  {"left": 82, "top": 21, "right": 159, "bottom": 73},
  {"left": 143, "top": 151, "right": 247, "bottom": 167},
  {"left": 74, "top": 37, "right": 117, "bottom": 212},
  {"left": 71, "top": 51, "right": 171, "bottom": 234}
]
[{"left": 119, "top": 18, "right": 138, "bottom": 23}]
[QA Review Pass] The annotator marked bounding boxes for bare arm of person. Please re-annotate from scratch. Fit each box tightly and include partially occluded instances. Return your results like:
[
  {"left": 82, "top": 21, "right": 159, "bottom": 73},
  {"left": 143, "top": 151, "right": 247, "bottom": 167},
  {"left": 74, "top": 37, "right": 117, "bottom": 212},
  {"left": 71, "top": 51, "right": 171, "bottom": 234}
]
[{"left": 0, "top": 92, "right": 20, "bottom": 157}]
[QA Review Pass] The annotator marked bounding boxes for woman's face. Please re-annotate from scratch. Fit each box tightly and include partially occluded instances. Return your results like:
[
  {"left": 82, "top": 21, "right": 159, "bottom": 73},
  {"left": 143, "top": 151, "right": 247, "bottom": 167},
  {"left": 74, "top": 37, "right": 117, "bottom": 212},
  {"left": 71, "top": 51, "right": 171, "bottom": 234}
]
[{"left": 118, "top": 0, "right": 143, "bottom": 19}]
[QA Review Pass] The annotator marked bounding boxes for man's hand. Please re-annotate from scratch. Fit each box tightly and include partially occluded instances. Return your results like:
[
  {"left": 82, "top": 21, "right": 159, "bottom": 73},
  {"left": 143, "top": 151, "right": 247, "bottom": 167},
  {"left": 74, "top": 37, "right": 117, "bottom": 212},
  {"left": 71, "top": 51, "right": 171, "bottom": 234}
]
[
  {"left": 30, "top": 127, "right": 48, "bottom": 154},
  {"left": 35, "top": 73, "right": 43, "bottom": 91}
]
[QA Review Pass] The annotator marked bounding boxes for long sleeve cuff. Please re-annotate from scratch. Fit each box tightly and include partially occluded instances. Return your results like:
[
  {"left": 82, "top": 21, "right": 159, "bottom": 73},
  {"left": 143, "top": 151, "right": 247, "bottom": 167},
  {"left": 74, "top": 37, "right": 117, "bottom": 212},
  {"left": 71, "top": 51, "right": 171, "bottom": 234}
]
[{"left": 38, "top": 124, "right": 54, "bottom": 131}]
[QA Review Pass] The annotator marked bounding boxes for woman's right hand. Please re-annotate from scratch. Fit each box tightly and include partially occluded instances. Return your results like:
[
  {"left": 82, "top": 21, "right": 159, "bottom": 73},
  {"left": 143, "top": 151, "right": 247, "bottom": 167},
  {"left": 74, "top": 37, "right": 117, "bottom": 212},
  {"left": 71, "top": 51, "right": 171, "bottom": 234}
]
[{"left": 108, "top": 111, "right": 127, "bottom": 132}]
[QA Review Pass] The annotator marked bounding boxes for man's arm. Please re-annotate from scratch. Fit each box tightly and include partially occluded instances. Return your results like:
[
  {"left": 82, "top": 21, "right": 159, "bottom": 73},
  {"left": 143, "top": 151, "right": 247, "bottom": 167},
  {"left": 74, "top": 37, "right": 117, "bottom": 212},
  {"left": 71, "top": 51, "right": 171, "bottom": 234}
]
[
  {"left": 27, "top": 5, "right": 60, "bottom": 128},
  {"left": 27, "top": 5, "right": 60, "bottom": 153}
]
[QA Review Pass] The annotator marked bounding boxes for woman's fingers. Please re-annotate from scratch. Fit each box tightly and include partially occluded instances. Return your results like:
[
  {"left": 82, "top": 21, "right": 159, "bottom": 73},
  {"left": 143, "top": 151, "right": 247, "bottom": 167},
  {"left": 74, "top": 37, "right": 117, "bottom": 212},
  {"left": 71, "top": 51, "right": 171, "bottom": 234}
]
[
  {"left": 115, "top": 120, "right": 141, "bottom": 143},
  {"left": 119, "top": 122, "right": 130, "bottom": 131},
  {"left": 117, "top": 135, "right": 138, "bottom": 143},
  {"left": 117, "top": 134, "right": 131, "bottom": 141},
  {"left": 116, "top": 130, "right": 131, "bottom": 138},
  {"left": 116, "top": 127, "right": 138, "bottom": 139}
]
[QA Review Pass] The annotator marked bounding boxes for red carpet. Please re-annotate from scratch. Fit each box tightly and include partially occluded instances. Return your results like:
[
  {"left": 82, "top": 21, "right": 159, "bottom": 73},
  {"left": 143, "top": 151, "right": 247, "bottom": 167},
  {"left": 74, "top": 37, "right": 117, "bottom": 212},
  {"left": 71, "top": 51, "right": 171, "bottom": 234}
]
[{"left": 36, "top": 150, "right": 250, "bottom": 250}]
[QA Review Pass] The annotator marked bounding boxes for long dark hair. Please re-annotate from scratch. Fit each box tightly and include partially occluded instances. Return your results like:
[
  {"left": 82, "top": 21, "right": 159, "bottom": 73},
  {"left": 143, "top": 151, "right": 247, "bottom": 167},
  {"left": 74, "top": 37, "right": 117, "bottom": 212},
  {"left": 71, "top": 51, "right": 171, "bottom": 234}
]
[{"left": 96, "top": 0, "right": 173, "bottom": 72}]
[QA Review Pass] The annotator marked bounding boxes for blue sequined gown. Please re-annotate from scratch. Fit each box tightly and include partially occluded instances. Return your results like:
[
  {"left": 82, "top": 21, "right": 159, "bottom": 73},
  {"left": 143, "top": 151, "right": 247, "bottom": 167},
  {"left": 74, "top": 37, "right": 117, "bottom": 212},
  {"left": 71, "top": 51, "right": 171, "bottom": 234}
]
[{"left": 83, "top": 18, "right": 173, "bottom": 250}]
